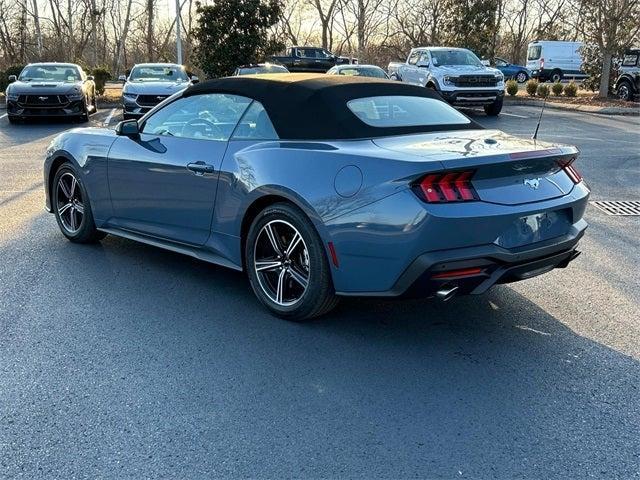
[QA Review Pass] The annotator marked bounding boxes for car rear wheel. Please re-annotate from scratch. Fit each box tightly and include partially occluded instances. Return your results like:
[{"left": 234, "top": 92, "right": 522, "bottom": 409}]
[
  {"left": 617, "top": 81, "right": 632, "bottom": 101},
  {"left": 53, "top": 163, "right": 106, "bottom": 243},
  {"left": 245, "top": 203, "right": 338, "bottom": 321},
  {"left": 516, "top": 71, "right": 528, "bottom": 83},
  {"left": 550, "top": 70, "right": 563, "bottom": 83}
]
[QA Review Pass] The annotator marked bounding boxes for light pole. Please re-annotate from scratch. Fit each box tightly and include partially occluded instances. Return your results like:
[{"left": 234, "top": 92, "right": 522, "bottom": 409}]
[{"left": 175, "top": 0, "right": 183, "bottom": 64}]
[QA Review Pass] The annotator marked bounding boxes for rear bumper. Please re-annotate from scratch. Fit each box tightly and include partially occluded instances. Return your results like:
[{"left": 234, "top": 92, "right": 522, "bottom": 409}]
[
  {"left": 440, "top": 90, "right": 504, "bottom": 106},
  {"left": 378, "top": 221, "right": 586, "bottom": 298},
  {"left": 328, "top": 181, "right": 590, "bottom": 296}
]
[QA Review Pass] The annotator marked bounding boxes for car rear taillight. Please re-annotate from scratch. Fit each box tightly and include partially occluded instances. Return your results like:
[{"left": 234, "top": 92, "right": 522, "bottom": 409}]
[
  {"left": 558, "top": 158, "right": 583, "bottom": 184},
  {"left": 414, "top": 171, "right": 478, "bottom": 203}
]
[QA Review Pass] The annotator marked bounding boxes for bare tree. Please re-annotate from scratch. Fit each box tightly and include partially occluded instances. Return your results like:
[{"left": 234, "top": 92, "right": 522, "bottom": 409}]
[{"left": 578, "top": 0, "right": 640, "bottom": 96}]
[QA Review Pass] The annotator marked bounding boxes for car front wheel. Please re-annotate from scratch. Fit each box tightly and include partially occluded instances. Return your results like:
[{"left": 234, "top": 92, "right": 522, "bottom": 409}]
[
  {"left": 245, "top": 203, "right": 338, "bottom": 321},
  {"left": 516, "top": 71, "right": 528, "bottom": 83},
  {"left": 52, "top": 163, "right": 106, "bottom": 243}
]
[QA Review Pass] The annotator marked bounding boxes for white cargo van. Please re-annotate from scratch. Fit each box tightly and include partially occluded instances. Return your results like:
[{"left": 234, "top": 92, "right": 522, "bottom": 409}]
[{"left": 526, "top": 41, "right": 586, "bottom": 82}]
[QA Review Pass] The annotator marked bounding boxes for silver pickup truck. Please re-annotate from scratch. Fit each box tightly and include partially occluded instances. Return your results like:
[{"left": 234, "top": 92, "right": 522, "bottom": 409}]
[{"left": 388, "top": 47, "right": 505, "bottom": 116}]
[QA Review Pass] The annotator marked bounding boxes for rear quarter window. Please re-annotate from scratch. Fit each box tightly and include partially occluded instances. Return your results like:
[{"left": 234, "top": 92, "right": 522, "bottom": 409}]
[{"left": 347, "top": 96, "right": 471, "bottom": 128}]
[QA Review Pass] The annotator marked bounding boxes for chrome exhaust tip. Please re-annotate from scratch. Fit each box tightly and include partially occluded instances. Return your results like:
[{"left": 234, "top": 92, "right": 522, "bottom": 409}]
[{"left": 436, "top": 285, "right": 459, "bottom": 302}]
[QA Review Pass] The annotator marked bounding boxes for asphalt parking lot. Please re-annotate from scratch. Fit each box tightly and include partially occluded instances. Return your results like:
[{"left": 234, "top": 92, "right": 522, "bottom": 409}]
[{"left": 1, "top": 106, "right": 639, "bottom": 478}]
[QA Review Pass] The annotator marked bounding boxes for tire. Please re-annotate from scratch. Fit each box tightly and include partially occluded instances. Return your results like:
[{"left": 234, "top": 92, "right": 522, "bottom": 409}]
[
  {"left": 52, "top": 163, "right": 106, "bottom": 243},
  {"left": 79, "top": 99, "right": 90, "bottom": 122},
  {"left": 245, "top": 202, "right": 339, "bottom": 321},
  {"left": 550, "top": 70, "right": 563, "bottom": 83},
  {"left": 7, "top": 115, "right": 18, "bottom": 124},
  {"left": 484, "top": 97, "right": 503, "bottom": 116},
  {"left": 516, "top": 71, "right": 528, "bottom": 83},
  {"left": 617, "top": 80, "right": 633, "bottom": 101}
]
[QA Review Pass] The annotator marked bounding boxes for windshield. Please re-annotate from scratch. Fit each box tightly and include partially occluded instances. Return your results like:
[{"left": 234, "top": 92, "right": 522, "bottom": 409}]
[
  {"left": 338, "top": 67, "right": 388, "bottom": 79},
  {"left": 238, "top": 65, "right": 288, "bottom": 75},
  {"left": 129, "top": 65, "right": 189, "bottom": 82},
  {"left": 18, "top": 65, "right": 81, "bottom": 82},
  {"left": 347, "top": 96, "right": 471, "bottom": 128},
  {"left": 527, "top": 45, "right": 542, "bottom": 60},
  {"left": 430, "top": 50, "right": 483, "bottom": 67}
]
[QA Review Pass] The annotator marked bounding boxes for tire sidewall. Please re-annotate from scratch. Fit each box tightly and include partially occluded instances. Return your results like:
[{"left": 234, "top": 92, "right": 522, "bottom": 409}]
[{"left": 245, "top": 203, "right": 332, "bottom": 319}]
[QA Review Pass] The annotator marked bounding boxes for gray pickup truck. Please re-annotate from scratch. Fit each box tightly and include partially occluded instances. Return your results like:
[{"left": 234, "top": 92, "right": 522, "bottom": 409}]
[{"left": 388, "top": 47, "right": 505, "bottom": 116}]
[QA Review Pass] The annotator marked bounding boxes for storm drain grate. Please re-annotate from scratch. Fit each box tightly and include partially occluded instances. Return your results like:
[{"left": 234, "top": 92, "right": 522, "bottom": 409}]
[{"left": 590, "top": 201, "right": 640, "bottom": 216}]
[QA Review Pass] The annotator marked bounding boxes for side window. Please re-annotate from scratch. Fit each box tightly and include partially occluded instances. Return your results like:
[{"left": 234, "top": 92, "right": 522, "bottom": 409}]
[
  {"left": 495, "top": 58, "right": 507, "bottom": 67},
  {"left": 231, "top": 101, "right": 279, "bottom": 140},
  {"left": 408, "top": 51, "right": 420, "bottom": 65},
  {"left": 141, "top": 94, "right": 252, "bottom": 141},
  {"left": 417, "top": 51, "right": 430, "bottom": 65}
]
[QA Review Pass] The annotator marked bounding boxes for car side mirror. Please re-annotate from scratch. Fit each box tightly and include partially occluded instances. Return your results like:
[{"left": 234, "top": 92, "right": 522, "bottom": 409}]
[
  {"left": 416, "top": 61, "right": 429, "bottom": 68},
  {"left": 116, "top": 119, "right": 140, "bottom": 137},
  {"left": 8, "top": 74, "right": 17, "bottom": 83},
  {"left": 190, "top": 75, "right": 199, "bottom": 84},
  {"left": 118, "top": 74, "right": 126, "bottom": 83},
  {"left": 87, "top": 75, "right": 94, "bottom": 81}
]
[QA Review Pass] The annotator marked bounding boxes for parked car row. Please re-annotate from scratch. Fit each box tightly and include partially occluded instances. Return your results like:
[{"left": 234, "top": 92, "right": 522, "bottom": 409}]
[{"left": 4, "top": 41, "right": 637, "bottom": 125}]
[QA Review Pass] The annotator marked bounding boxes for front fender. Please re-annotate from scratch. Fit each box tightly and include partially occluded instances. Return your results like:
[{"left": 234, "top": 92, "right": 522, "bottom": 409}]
[{"left": 44, "top": 129, "right": 117, "bottom": 221}]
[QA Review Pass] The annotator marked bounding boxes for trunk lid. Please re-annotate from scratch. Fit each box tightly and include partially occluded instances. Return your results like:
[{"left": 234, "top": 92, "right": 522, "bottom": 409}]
[{"left": 373, "top": 129, "right": 578, "bottom": 206}]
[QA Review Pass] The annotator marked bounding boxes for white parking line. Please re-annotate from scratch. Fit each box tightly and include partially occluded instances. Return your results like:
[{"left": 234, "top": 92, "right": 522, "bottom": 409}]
[
  {"left": 0, "top": 113, "right": 7, "bottom": 120},
  {"left": 501, "top": 112, "right": 529, "bottom": 118},
  {"left": 103, "top": 108, "right": 116, "bottom": 126}
]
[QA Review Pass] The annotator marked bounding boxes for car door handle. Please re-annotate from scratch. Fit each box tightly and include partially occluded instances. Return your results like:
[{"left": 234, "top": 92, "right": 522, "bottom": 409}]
[{"left": 187, "top": 162, "right": 215, "bottom": 175}]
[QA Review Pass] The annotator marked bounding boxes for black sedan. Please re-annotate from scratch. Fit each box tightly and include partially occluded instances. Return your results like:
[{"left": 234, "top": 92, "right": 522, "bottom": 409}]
[{"left": 5, "top": 63, "right": 97, "bottom": 123}]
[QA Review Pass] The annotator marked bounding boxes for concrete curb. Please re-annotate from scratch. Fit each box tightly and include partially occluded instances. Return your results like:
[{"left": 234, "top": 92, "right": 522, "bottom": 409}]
[{"left": 505, "top": 96, "right": 640, "bottom": 116}]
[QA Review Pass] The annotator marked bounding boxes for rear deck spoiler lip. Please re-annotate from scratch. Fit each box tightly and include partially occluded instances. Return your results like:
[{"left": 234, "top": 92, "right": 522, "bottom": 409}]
[{"left": 509, "top": 146, "right": 579, "bottom": 160}]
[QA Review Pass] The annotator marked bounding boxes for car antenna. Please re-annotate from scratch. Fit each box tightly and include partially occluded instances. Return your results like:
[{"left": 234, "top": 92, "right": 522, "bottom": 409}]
[{"left": 531, "top": 95, "right": 548, "bottom": 142}]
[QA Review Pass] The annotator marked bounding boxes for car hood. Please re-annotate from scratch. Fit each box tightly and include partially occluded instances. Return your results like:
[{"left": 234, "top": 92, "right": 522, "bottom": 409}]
[
  {"left": 123, "top": 81, "right": 190, "bottom": 95},
  {"left": 6, "top": 80, "right": 82, "bottom": 95},
  {"left": 433, "top": 65, "right": 500, "bottom": 76}
]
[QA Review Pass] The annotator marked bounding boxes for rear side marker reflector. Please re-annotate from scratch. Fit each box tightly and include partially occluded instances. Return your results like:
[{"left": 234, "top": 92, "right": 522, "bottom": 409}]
[
  {"left": 415, "top": 170, "right": 478, "bottom": 203},
  {"left": 328, "top": 242, "right": 339, "bottom": 268},
  {"left": 431, "top": 267, "right": 484, "bottom": 279}
]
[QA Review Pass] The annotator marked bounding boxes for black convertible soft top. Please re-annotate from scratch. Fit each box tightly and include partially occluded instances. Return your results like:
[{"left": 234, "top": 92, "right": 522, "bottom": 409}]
[{"left": 183, "top": 73, "right": 483, "bottom": 140}]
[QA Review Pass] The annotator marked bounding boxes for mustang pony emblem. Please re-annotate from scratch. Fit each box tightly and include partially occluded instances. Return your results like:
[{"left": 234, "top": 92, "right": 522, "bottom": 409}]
[
  {"left": 38, "top": 96, "right": 49, "bottom": 101},
  {"left": 524, "top": 178, "right": 541, "bottom": 190}
]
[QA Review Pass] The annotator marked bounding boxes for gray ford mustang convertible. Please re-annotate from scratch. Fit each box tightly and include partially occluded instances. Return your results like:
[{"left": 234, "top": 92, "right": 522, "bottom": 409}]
[{"left": 44, "top": 74, "right": 589, "bottom": 320}]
